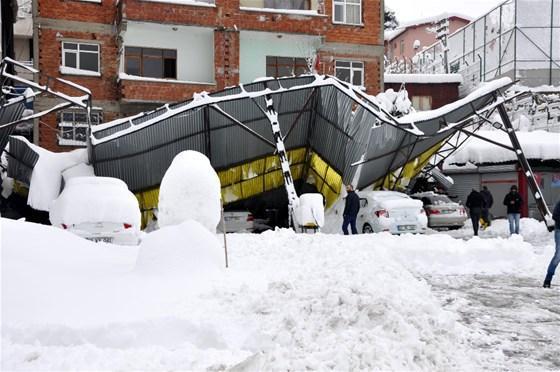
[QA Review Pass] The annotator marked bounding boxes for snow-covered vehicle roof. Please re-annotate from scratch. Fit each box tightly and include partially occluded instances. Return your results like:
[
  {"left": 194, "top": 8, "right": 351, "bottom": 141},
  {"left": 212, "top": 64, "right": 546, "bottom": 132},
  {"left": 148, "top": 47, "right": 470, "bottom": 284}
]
[{"left": 49, "top": 177, "right": 141, "bottom": 228}]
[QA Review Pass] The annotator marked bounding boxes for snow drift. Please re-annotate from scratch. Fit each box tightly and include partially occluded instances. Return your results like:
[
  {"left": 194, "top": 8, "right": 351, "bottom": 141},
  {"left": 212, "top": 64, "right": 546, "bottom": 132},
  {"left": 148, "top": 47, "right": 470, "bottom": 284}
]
[{"left": 158, "top": 151, "right": 221, "bottom": 231}]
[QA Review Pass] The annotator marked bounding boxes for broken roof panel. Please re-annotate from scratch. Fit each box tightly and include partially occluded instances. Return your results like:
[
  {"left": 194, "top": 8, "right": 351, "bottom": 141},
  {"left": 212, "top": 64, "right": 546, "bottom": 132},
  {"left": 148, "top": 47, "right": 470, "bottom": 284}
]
[{"left": 90, "top": 75, "right": 513, "bottom": 201}]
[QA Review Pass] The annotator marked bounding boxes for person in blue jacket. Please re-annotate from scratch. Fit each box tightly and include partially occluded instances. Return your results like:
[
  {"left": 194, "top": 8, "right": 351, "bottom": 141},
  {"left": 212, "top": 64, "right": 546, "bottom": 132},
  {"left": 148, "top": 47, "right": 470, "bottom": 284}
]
[
  {"left": 543, "top": 199, "right": 560, "bottom": 288},
  {"left": 342, "top": 184, "right": 360, "bottom": 235}
]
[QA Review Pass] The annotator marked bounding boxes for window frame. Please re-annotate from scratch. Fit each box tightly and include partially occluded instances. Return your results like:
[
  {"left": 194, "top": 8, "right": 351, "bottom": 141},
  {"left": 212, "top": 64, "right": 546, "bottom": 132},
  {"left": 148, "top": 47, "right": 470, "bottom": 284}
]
[
  {"left": 124, "top": 46, "right": 177, "bottom": 80},
  {"left": 58, "top": 109, "right": 103, "bottom": 147},
  {"left": 334, "top": 60, "right": 364, "bottom": 88},
  {"left": 266, "top": 56, "right": 310, "bottom": 78},
  {"left": 332, "top": 0, "right": 362, "bottom": 26},
  {"left": 411, "top": 96, "right": 433, "bottom": 111},
  {"left": 263, "top": 0, "right": 311, "bottom": 10},
  {"left": 61, "top": 41, "right": 100, "bottom": 73}
]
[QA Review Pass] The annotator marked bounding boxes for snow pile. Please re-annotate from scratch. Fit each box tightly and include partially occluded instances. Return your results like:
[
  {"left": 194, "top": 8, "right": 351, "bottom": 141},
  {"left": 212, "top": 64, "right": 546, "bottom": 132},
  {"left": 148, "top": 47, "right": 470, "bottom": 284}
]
[
  {"left": 294, "top": 193, "right": 325, "bottom": 227},
  {"left": 2, "top": 216, "right": 554, "bottom": 370},
  {"left": 61, "top": 162, "right": 95, "bottom": 182},
  {"left": 373, "top": 88, "right": 413, "bottom": 117},
  {"left": 444, "top": 130, "right": 560, "bottom": 165},
  {"left": 49, "top": 177, "right": 141, "bottom": 228},
  {"left": 158, "top": 151, "right": 221, "bottom": 231},
  {"left": 384, "top": 233, "right": 546, "bottom": 276},
  {"left": 224, "top": 230, "right": 477, "bottom": 371},
  {"left": 135, "top": 220, "right": 224, "bottom": 278},
  {"left": 12, "top": 136, "right": 89, "bottom": 211}
]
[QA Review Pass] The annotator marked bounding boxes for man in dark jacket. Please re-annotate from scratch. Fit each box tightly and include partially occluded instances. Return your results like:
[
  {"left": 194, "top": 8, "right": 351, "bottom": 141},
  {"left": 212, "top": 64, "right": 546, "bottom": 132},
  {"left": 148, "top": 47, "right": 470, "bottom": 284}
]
[
  {"left": 342, "top": 184, "right": 360, "bottom": 235},
  {"left": 466, "top": 188, "right": 485, "bottom": 236},
  {"left": 480, "top": 186, "right": 494, "bottom": 228},
  {"left": 503, "top": 185, "right": 523, "bottom": 235},
  {"left": 543, "top": 199, "right": 560, "bottom": 288}
]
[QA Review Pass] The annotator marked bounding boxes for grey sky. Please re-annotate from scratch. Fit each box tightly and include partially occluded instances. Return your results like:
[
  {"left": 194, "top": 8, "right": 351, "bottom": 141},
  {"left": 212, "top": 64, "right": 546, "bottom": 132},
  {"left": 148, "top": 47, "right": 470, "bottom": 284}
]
[{"left": 385, "top": 0, "right": 505, "bottom": 24}]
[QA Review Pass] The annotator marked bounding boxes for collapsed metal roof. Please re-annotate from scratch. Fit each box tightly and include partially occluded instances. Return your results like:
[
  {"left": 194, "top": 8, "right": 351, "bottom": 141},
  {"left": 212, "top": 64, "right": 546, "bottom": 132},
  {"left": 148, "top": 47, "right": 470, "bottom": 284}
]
[{"left": 90, "top": 74, "right": 513, "bottom": 206}]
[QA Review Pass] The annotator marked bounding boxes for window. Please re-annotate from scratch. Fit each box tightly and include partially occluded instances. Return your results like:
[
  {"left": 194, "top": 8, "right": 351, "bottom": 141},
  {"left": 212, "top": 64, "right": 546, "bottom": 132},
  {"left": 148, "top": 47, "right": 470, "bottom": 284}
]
[
  {"left": 335, "top": 60, "right": 364, "bottom": 87},
  {"left": 263, "top": 0, "right": 310, "bottom": 10},
  {"left": 62, "top": 42, "right": 100, "bottom": 73},
  {"left": 400, "top": 40, "right": 405, "bottom": 55},
  {"left": 58, "top": 109, "right": 102, "bottom": 147},
  {"left": 412, "top": 96, "right": 432, "bottom": 111},
  {"left": 333, "top": 0, "right": 361, "bottom": 25},
  {"left": 266, "top": 56, "right": 309, "bottom": 78},
  {"left": 125, "top": 47, "right": 177, "bottom": 79}
]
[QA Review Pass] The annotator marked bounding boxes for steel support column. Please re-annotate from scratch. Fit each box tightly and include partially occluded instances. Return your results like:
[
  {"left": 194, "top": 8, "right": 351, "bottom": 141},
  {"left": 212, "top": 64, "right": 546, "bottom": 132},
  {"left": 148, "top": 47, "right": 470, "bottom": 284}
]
[{"left": 496, "top": 102, "right": 554, "bottom": 230}]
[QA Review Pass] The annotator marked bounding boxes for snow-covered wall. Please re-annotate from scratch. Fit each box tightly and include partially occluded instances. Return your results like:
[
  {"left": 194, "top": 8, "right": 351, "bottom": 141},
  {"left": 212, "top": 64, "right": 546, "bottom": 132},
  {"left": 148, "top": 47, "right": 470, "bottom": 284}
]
[
  {"left": 121, "top": 22, "right": 214, "bottom": 84},
  {"left": 239, "top": 31, "right": 321, "bottom": 83}
]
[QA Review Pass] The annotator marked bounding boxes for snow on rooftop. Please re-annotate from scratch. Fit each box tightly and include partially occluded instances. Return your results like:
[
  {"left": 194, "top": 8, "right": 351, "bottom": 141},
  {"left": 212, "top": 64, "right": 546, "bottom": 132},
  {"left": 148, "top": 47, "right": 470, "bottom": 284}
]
[
  {"left": 384, "top": 74, "right": 463, "bottom": 84},
  {"left": 444, "top": 130, "right": 560, "bottom": 166},
  {"left": 91, "top": 75, "right": 420, "bottom": 145},
  {"left": 384, "top": 13, "right": 472, "bottom": 41},
  {"left": 398, "top": 77, "right": 512, "bottom": 124}
]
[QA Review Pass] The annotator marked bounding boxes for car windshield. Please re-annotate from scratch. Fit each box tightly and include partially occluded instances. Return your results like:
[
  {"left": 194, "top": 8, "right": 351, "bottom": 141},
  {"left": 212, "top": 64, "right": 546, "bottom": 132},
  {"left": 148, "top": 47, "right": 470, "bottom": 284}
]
[{"left": 429, "top": 195, "right": 452, "bottom": 205}]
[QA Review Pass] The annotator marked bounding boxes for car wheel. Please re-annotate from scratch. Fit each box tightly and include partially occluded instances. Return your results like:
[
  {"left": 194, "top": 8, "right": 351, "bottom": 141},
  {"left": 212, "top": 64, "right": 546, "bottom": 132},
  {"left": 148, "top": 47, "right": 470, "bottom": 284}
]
[{"left": 362, "top": 223, "right": 374, "bottom": 234}]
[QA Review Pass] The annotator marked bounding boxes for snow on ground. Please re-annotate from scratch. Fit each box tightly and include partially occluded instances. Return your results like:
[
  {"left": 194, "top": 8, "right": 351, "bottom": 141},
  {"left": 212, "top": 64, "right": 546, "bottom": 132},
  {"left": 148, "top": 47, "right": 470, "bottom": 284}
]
[{"left": 2, "top": 215, "right": 558, "bottom": 371}]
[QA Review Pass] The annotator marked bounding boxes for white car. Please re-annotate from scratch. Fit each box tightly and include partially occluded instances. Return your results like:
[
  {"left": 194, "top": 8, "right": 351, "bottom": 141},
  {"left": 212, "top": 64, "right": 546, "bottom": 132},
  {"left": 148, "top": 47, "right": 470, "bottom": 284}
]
[
  {"left": 357, "top": 191, "right": 428, "bottom": 234},
  {"left": 49, "top": 177, "right": 141, "bottom": 245},
  {"left": 411, "top": 192, "right": 468, "bottom": 230}
]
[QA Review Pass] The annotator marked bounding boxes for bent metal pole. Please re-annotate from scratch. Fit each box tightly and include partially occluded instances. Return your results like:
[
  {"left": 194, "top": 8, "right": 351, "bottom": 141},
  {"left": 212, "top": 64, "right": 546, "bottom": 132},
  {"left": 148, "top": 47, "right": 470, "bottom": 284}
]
[
  {"left": 264, "top": 93, "right": 299, "bottom": 228},
  {"left": 496, "top": 100, "right": 554, "bottom": 231}
]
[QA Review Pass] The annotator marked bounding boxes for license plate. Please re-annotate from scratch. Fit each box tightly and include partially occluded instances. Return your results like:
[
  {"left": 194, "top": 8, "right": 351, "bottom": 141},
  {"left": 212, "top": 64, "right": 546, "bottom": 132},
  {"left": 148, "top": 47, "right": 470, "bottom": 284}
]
[
  {"left": 88, "top": 237, "right": 113, "bottom": 243},
  {"left": 397, "top": 225, "right": 416, "bottom": 231}
]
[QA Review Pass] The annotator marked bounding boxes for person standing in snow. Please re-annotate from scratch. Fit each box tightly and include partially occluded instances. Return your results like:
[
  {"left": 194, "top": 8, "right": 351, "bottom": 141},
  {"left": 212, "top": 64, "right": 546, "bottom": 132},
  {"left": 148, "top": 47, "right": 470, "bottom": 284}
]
[
  {"left": 543, "top": 199, "right": 560, "bottom": 288},
  {"left": 480, "top": 186, "right": 494, "bottom": 228},
  {"left": 466, "top": 188, "right": 485, "bottom": 236},
  {"left": 503, "top": 185, "right": 523, "bottom": 235},
  {"left": 342, "top": 184, "right": 360, "bottom": 235}
]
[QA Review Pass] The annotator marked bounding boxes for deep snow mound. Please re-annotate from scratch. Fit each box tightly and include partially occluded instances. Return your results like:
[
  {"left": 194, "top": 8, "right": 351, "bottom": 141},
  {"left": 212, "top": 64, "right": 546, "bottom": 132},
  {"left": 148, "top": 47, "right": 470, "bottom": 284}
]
[
  {"left": 158, "top": 151, "right": 221, "bottom": 231},
  {"left": 135, "top": 219, "right": 224, "bottom": 278}
]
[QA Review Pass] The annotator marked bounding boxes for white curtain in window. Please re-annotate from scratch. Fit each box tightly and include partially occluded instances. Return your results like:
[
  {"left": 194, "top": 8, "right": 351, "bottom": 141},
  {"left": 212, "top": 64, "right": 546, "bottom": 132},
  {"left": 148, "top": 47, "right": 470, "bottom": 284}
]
[{"left": 264, "top": 0, "right": 306, "bottom": 10}]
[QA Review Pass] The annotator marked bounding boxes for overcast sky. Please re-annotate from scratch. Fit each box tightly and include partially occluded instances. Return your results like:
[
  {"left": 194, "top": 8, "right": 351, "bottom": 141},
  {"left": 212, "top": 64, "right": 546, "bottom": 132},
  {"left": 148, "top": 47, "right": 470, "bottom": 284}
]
[{"left": 385, "top": 0, "right": 505, "bottom": 24}]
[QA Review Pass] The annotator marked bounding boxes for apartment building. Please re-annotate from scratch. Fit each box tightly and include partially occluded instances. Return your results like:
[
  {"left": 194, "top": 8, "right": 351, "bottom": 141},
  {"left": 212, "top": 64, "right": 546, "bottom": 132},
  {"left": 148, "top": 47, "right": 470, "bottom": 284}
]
[
  {"left": 33, "top": 0, "right": 383, "bottom": 152},
  {"left": 385, "top": 13, "right": 470, "bottom": 61}
]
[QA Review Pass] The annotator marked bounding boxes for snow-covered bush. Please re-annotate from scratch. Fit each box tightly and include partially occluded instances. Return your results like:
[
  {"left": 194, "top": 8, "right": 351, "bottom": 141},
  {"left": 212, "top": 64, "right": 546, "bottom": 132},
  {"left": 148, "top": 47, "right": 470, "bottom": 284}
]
[{"left": 158, "top": 151, "right": 221, "bottom": 232}]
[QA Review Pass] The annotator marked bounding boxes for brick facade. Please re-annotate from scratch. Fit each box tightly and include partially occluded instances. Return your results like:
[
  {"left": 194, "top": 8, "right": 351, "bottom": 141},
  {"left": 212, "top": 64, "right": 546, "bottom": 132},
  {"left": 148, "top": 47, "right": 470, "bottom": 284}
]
[{"left": 35, "top": 0, "right": 383, "bottom": 152}]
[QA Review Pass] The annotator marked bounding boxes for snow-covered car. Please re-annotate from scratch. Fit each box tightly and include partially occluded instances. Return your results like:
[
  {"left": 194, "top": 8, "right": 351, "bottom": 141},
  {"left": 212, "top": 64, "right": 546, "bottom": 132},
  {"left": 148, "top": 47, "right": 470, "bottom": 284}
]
[
  {"left": 357, "top": 191, "right": 427, "bottom": 234},
  {"left": 49, "top": 177, "right": 141, "bottom": 245},
  {"left": 411, "top": 192, "right": 467, "bottom": 230}
]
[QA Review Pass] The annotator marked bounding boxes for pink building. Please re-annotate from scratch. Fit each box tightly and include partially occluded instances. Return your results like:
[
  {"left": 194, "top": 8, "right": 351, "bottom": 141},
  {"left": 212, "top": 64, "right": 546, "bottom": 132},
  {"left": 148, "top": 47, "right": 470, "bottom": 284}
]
[{"left": 385, "top": 13, "right": 471, "bottom": 61}]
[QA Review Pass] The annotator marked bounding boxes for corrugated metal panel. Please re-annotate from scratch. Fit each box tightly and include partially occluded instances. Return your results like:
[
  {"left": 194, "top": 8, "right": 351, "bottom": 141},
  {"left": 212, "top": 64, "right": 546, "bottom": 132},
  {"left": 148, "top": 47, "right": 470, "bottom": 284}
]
[
  {"left": 0, "top": 99, "right": 26, "bottom": 152},
  {"left": 6, "top": 136, "right": 40, "bottom": 185},
  {"left": 447, "top": 173, "right": 481, "bottom": 206},
  {"left": 90, "top": 75, "right": 509, "bottom": 207}
]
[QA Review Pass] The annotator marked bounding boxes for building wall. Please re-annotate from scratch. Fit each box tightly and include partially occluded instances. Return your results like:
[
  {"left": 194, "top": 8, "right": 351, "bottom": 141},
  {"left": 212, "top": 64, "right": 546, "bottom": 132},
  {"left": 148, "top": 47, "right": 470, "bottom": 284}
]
[
  {"left": 239, "top": 31, "right": 322, "bottom": 83},
  {"left": 34, "top": 0, "right": 383, "bottom": 152},
  {"left": 384, "top": 82, "right": 460, "bottom": 110},
  {"left": 386, "top": 17, "right": 469, "bottom": 60}
]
